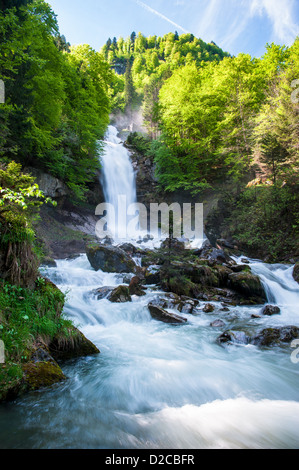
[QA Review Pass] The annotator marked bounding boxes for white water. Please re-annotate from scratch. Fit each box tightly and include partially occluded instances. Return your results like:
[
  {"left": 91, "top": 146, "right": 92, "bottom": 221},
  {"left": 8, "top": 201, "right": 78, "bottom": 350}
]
[
  {"left": 99, "top": 125, "right": 140, "bottom": 241},
  {"left": 0, "top": 255, "right": 298, "bottom": 449},
  {"left": 0, "top": 128, "right": 298, "bottom": 449}
]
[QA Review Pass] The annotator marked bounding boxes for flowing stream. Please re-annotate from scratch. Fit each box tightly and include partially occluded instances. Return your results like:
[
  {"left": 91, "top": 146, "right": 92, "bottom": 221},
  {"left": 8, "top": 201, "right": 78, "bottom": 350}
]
[{"left": 0, "top": 127, "right": 299, "bottom": 449}]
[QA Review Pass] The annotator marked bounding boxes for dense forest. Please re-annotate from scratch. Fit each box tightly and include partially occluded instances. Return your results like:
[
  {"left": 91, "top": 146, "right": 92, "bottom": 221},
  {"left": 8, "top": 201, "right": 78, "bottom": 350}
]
[
  {"left": 0, "top": 0, "right": 298, "bottom": 269},
  {"left": 102, "top": 31, "right": 298, "bottom": 261}
]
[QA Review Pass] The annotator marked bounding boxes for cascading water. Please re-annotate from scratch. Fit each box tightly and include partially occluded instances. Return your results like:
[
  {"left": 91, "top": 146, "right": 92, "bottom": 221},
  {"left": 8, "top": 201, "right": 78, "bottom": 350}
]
[
  {"left": 99, "top": 125, "right": 139, "bottom": 241},
  {"left": 0, "top": 255, "right": 298, "bottom": 449},
  {"left": 0, "top": 127, "right": 299, "bottom": 449}
]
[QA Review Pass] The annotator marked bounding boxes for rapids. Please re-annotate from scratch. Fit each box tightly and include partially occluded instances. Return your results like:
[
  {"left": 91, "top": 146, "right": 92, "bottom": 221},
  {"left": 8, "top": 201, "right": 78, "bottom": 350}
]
[{"left": 0, "top": 126, "right": 298, "bottom": 449}]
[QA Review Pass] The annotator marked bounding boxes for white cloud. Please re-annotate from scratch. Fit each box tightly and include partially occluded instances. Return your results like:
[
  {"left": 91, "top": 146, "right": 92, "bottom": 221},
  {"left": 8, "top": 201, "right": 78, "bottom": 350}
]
[
  {"left": 196, "top": 0, "right": 221, "bottom": 40},
  {"left": 134, "top": 0, "right": 191, "bottom": 34},
  {"left": 250, "top": 0, "right": 298, "bottom": 44}
]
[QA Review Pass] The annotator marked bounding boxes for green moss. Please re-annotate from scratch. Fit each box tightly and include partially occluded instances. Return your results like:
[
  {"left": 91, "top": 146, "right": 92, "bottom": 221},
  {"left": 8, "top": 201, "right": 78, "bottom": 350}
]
[{"left": 22, "top": 361, "right": 66, "bottom": 390}]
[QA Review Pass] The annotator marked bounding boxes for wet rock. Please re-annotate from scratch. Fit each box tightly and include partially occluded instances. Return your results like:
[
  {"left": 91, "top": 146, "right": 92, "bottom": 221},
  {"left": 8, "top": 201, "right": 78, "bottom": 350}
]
[
  {"left": 150, "top": 293, "right": 181, "bottom": 310},
  {"left": 40, "top": 256, "right": 57, "bottom": 268},
  {"left": 148, "top": 303, "right": 187, "bottom": 324},
  {"left": 228, "top": 271, "right": 266, "bottom": 303},
  {"left": 203, "top": 303, "right": 215, "bottom": 313},
  {"left": 178, "top": 300, "right": 195, "bottom": 314},
  {"left": 129, "top": 276, "right": 146, "bottom": 296},
  {"left": 261, "top": 305, "right": 281, "bottom": 316},
  {"left": 91, "top": 286, "right": 114, "bottom": 300},
  {"left": 210, "top": 319, "right": 226, "bottom": 328},
  {"left": 144, "top": 265, "right": 161, "bottom": 285},
  {"left": 251, "top": 326, "right": 299, "bottom": 347},
  {"left": 229, "top": 264, "right": 251, "bottom": 273},
  {"left": 251, "top": 313, "right": 261, "bottom": 319},
  {"left": 221, "top": 307, "right": 230, "bottom": 312},
  {"left": 108, "top": 285, "right": 132, "bottom": 303},
  {"left": 217, "top": 330, "right": 251, "bottom": 346},
  {"left": 86, "top": 244, "right": 136, "bottom": 273}
]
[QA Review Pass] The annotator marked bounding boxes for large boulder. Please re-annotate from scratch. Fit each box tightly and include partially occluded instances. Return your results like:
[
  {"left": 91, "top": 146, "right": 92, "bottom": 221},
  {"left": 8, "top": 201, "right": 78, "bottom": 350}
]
[
  {"left": 86, "top": 244, "right": 136, "bottom": 273},
  {"left": 227, "top": 271, "right": 266, "bottom": 303},
  {"left": 148, "top": 303, "right": 187, "bottom": 324}
]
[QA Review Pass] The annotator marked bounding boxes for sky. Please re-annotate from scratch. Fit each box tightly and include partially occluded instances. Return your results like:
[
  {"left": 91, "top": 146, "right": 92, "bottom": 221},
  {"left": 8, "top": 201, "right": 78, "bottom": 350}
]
[{"left": 48, "top": 0, "right": 299, "bottom": 58}]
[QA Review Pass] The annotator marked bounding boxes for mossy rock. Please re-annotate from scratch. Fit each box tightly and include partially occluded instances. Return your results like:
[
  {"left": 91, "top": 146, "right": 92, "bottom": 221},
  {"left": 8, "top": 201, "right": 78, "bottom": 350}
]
[
  {"left": 86, "top": 244, "right": 136, "bottom": 273},
  {"left": 22, "top": 361, "right": 66, "bottom": 391},
  {"left": 252, "top": 326, "right": 299, "bottom": 347},
  {"left": 49, "top": 327, "right": 100, "bottom": 362},
  {"left": 108, "top": 285, "right": 132, "bottom": 303},
  {"left": 228, "top": 271, "right": 266, "bottom": 303}
]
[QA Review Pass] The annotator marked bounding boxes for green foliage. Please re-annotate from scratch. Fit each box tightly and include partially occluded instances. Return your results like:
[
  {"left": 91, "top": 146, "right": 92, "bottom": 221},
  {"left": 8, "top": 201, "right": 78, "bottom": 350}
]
[
  {"left": 102, "top": 31, "right": 230, "bottom": 119},
  {"left": 0, "top": 278, "right": 71, "bottom": 369},
  {"left": 213, "top": 183, "right": 299, "bottom": 261},
  {"left": 0, "top": 1, "right": 112, "bottom": 201},
  {"left": 153, "top": 39, "right": 298, "bottom": 198},
  {"left": 0, "top": 161, "right": 55, "bottom": 253}
]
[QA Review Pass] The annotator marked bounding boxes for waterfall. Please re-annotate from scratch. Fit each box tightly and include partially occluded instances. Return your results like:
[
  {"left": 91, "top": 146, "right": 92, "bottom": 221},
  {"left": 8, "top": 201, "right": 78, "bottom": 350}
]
[{"left": 99, "top": 125, "right": 138, "bottom": 240}]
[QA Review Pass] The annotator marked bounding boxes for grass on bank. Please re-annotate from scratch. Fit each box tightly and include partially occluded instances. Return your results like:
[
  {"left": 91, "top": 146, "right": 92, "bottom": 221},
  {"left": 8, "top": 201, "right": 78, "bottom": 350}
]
[{"left": 0, "top": 277, "right": 73, "bottom": 394}]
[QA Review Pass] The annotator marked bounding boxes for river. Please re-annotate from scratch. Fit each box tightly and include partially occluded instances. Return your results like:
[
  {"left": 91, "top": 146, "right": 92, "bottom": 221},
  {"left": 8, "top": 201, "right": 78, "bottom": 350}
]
[{"left": 0, "top": 126, "right": 298, "bottom": 449}]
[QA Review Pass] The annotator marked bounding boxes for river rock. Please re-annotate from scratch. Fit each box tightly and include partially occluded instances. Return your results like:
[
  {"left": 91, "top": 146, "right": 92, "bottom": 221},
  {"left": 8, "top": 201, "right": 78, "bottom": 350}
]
[
  {"left": 261, "top": 305, "right": 281, "bottom": 316},
  {"left": 91, "top": 286, "right": 114, "bottom": 300},
  {"left": 217, "top": 329, "right": 250, "bottom": 346},
  {"left": 251, "top": 326, "right": 299, "bottom": 347},
  {"left": 194, "top": 239, "right": 232, "bottom": 265},
  {"left": 108, "top": 285, "right": 132, "bottom": 303},
  {"left": 178, "top": 300, "right": 195, "bottom": 314},
  {"left": 210, "top": 319, "right": 226, "bottom": 328},
  {"left": 129, "top": 276, "right": 146, "bottom": 296},
  {"left": 203, "top": 303, "right": 215, "bottom": 313},
  {"left": 227, "top": 271, "right": 266, "bottom": 303},
  {"left": 86, "top": 244, "right": 136, "bottom": 273},
  {"left": 148, "top": 303, "right": 187, "bottom": 324}
]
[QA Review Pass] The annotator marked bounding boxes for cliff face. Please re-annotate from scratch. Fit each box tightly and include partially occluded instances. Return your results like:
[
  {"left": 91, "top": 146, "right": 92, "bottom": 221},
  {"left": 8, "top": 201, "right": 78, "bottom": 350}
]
[{"left": 30, "top": 168, "right": 104, "bottom": 260}]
